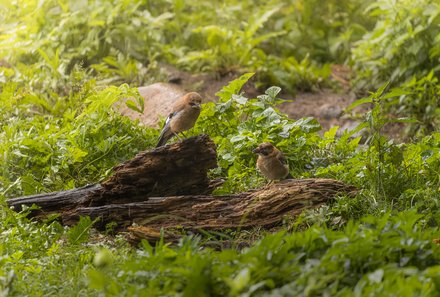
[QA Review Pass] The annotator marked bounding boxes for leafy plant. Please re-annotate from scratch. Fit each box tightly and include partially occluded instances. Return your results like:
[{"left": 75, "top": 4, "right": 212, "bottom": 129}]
[
  {"left": 390, "top": 72, "right": 440, "bottom": 137},
  {"left": 84, "top": 211, "right": 440, "bottom": 296},
  {"left": 264, "top": 0, "right": 373, "bottom": 63},
  {"left": 67, "top": 216, "right": 98, "bottom": 245},
  {"left": 194, "top": 73, "right": 321, "bottom": 192},
  {"left": 175, "top": 4, "right": 285, "bottom": 75},
  {"left": 313, "top": 83, "right": 440, "bottom": 221},
  {"left": 1, "top": 1, "right": 440, "bottom": 296},
  {"left": 0, "top": 80, "right": 156, "bottom": 198},
  {"left": 258, "top": 55, "right": 332, "bottom": 92},
  {"left": 352, "top": 0, "right": 440, "bottom": 89}
]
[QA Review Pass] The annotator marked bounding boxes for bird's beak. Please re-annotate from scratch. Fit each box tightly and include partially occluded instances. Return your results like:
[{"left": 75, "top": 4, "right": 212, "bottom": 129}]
[{"left": 252, "top": 148, "right": 260, "bottom": 154}]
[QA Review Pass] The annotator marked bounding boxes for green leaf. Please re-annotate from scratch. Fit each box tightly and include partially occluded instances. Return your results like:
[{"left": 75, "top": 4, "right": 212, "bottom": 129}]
[
  {"left": 215, "top": 73, "right": 255, "bottom": 102},
  {"left": 265, "top": 86, "right": 282, "bottom": 99},
  {"left": 87, "top": 269, "right": 106, "bottom": 290},
  {"left": 381, "top": 88, "right": 412, "bottom": 100},
  {"left": 346, "top": 97, "right": 373, "bottom": 112},
  {"left": 294, "top": 117, "right": 321, "bottom": 133},
  {"left": 125, "top": 99, "right": 144, "bottom": 114},
  {"left": 232, "top": 94, "right": 248, "bottom": 105},
  {"left": 229, "top": 268, "right": 251, "bottom": 294},
  {"left": 67, "top": 216, "right": 98, "bottom": 245},
  {"left": 246, "top": 5, "right": 283, "bottom": 37},
  {"left": 374, "top": 81, "right": 391, "bottom": 98}
]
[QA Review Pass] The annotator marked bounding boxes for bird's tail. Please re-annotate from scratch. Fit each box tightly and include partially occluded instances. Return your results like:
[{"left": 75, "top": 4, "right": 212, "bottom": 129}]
[
  {"left": 156, "top": 125, "right": 173, "bottom": 148},
  {"left": 285, "top": 172, "right": 293, "bottom": 179}
]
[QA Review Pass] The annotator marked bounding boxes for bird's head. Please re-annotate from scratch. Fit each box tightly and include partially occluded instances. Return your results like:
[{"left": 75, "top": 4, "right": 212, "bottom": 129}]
[
  {"left": 185, "top": 92, "right": 202, "bottom": 109},
  {"left": 252, "top": 142, "right": 275, "bottom": 156}
]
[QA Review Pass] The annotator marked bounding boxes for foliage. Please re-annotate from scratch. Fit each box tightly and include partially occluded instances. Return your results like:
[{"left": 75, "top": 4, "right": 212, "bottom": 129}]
[
  {"left": 2, "top": 205, "right": 440, "bottom": 296},
  {"left": 263, "top": 0, "right": 374, "bottom": 63},
  {"left": 0, "top": 0, "right": 165, "bottom": 90},
  {"left": 0, "top": 0, "right": 373, "bottom": 94},
  {"left": 1, "top": 0, "right": 440, "bottom": 296},
  {"left": 0, "top": 76, "right": 439, "bottom": 296},
  {"left": 0, "top": 78, "right": 155, "bottom": 198},
  {"left": 194, "top": 73, "right": 321, "bottom": 193},
  {"left": 352, "top": 0, "right": 440, "bottom": 89},
  {"left": 174, "top": 4, "right": 285, "bottom": 74},
  {"left": 388, "top": 72, "right": 440, "bottom": 137},
  {"left": 67, "top": 216, "right": 98, "bottom": 245},
  {"left": 312, "top": 84, "right": 440, "bottom": 224},
  {"left": 90, "top": 212, "right": 440, "bottom": 296}
]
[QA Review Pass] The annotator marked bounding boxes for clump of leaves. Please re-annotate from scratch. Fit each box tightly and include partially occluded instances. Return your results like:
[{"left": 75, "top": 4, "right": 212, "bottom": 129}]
[
  {"left": 1, "top": 0, "right": 165, "bottom": 95},
  {"left": 352, "top": 0, "right": 440, "bottom": 89},
  {"left": 258, "top": 55, "right": 332, "bottom": 93},
  {"left": 0, "top": 79, "right": 156, "bottom": 198},
  {"left": 314, "top": 83, "right": 440, "bottom": 222},
  {"left": 389, "top": 72, "right": 440, "bottom": 137},
  {"left": 194, "top": 73, "right": 321, "bottom": 193},
  {"left": 265, "top": 0, "right": 374, "bottom": 64},
  {"left": 175, "top": 4, "right": 285, "bottom": 75}
]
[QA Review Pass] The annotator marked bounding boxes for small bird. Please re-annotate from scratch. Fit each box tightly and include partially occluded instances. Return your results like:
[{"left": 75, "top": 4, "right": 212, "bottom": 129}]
[
  {"left": 253, "top": 142, "right": 291, "bottom": 181},
  {"left": 156, "top": 92, "right": 202, "bottom": 147}
]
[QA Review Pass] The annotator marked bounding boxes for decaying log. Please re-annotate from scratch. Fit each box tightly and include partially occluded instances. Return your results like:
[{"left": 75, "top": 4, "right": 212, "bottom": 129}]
[
  {"left": 62, "top": 178, "right": 356, "bottom": 231},
  {"left": 7, "top": 184, "right": 101, "bottom": 214},
  {"left": 7, "top": 134, "right": 217, "bottom": 214},
  {"left": 94, "top": 133, "right": 217, "bottom": 206},
  {"left": 7, "top": 133, "right": 357, "bottom": 243}
]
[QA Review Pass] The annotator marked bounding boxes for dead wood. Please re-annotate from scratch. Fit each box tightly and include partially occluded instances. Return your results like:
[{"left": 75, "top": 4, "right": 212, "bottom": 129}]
[
  {"left": 6, "top": 134, "right": 357, "bottom": 243},
  {"left": 7, "top": 134, "right": 217, "bottom": 215},
  {"left": 93, "top": 133, "right": 217, "bottom": 206},
  {"left": 6, "top": 184, "right": 101, "bottom": 214},
  {"left": 62, "top": 178, "right": 356, "bottom": 238}
]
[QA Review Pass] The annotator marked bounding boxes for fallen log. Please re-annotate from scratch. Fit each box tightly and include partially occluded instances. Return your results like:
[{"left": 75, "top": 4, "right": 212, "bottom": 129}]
[
  {"left": 6, "top": 134, "right": 357, "bottom": 243},
  {"left": 7, "top": 134, "right": 217, "bottom": 215},
  {"left": 94, "top": 133, "right": 217, "bottom": 206},
  {"left": 6, "top": 184, "right": 101, "bottom": 214},
  {"left": 62, "top": 178, "right": 356, "bottom": 232}
]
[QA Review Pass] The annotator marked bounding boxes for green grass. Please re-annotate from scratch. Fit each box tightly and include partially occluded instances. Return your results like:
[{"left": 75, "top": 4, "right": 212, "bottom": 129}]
[{"left": 1, "top": 0, "right": 440, "bottom": 295}]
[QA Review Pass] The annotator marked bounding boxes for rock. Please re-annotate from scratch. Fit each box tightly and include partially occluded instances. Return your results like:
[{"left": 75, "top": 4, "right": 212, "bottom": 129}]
[{"left": 116, "top": 82, "right": 186, "bottom": 127}]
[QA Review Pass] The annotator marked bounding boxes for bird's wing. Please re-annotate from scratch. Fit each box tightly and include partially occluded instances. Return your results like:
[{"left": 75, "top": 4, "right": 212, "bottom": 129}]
[
  {"left": 276, "top": 151, "right": 292, "bottom": 179},
  {"left": 156, "top": 111, "right": 177, "bottom": 148},
  {"left": 164, "top": 110, "right": 177, "bottom": 126},
  {"left": 171, "top": 99, "right": 187, "bottom": 114},
  {"left": 276, "top": 151, "right": 288, "bottom": 165}
]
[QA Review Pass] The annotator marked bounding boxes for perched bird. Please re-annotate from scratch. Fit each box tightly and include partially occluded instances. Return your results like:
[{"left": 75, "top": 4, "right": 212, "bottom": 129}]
[
  {"left": 253, "top": 142, "right": 291, "bottom": 181},
  {"left": 156, "top": 92, "right": 202, "bottom": 147}
]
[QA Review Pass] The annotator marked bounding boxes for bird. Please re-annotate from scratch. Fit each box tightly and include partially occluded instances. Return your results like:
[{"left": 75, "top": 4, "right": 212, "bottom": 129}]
[
  {"left": 252, "top": 142, "right": 292, "bottom": 182},
  {"left": 156, "top": 92, "right": 202, "bottom": 147}
]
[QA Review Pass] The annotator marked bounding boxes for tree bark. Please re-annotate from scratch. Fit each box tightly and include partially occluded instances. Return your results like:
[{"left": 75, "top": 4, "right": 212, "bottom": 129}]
[
  {"left": 7, "top": 184, "right": 101, "bottom": 214},
  {"left": 92, "top": 133, "right": 217, "bottom": 206},
  {"left": 7, "top": 134, "right": 217, "bottom": 215},
  {"left": 61, "top": 178, "right": 356, "bottom": 238}
]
